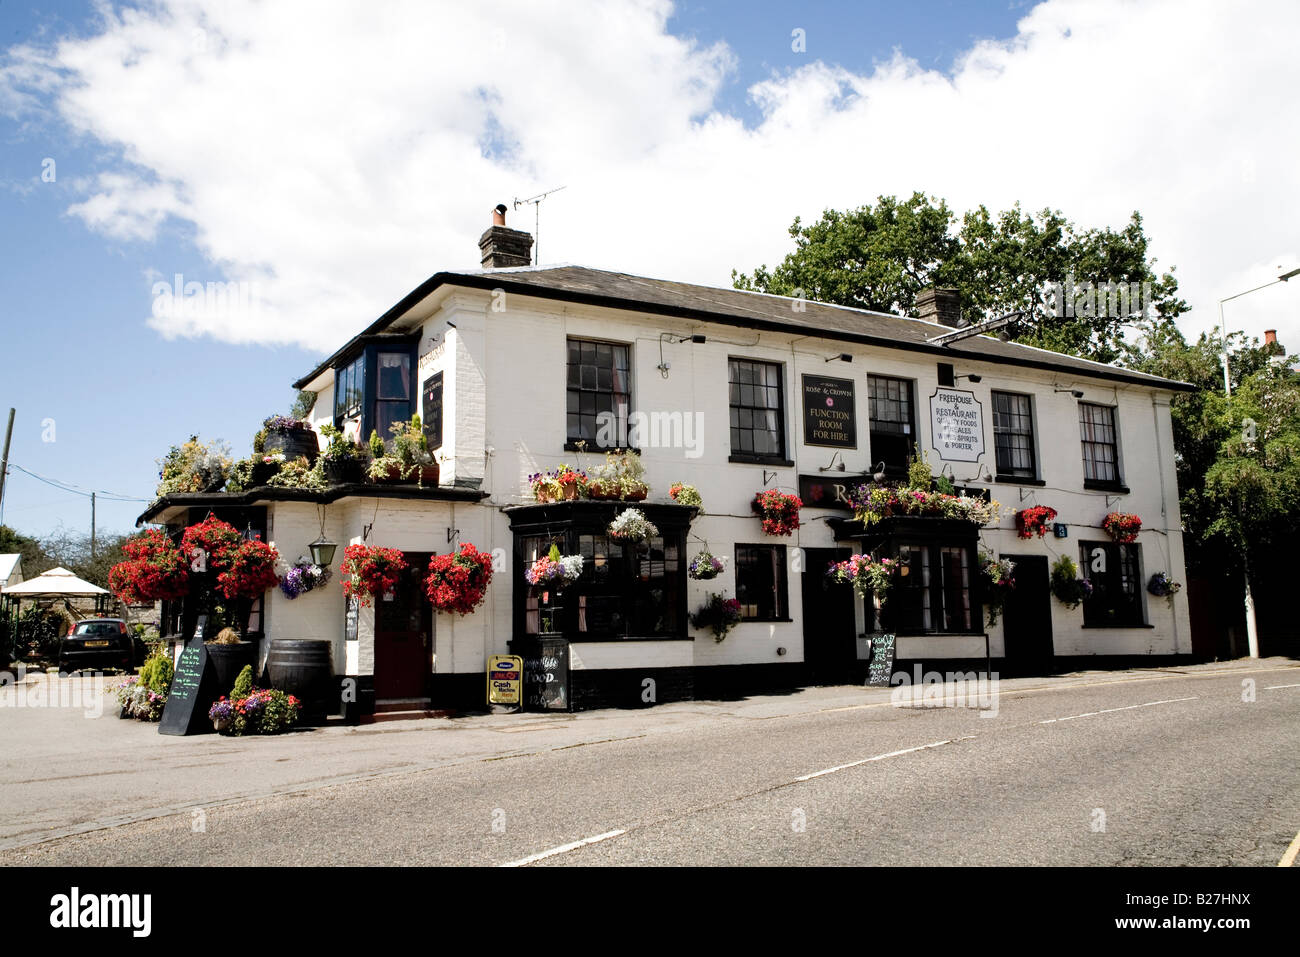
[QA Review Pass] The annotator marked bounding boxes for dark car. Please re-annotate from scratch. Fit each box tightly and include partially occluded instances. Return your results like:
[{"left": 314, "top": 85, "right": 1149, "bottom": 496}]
[{"left": 57, "top": 619, "right": 143, "bottom": 674}]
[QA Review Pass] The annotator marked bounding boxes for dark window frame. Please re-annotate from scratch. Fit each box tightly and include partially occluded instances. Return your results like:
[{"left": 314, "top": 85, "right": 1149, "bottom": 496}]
[
  {"left": 332, "top": 339, "right": 418, "bottom": 442},
  {"left": 1079, "top": 540, "right": 1145, "bottom": 628},
  {"left": 992, "top": 390, "right": 1038, "bottom": 480},
  {"left": 728, "top": 358, "right": 787, "bottom": 464},
  {"left": 1079, "top": 402, "right": 1122, "bottom": 486},
  {"left": 566, "top": 337, "right": 632, "bottom": 451},
  {"left": 878, "top": 539, "right": 978, "bottom": 635},
  {"left": 868, "top": 375, "right": 917, "bottom": 478},
  {"left": 734, "top": 543, "right": 790, "bottom": 621}
]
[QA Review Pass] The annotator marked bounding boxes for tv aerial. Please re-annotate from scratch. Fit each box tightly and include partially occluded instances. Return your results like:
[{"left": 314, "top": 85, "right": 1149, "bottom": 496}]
[{"left": 513, "top": 185, "right": 566, "bottom": 265}]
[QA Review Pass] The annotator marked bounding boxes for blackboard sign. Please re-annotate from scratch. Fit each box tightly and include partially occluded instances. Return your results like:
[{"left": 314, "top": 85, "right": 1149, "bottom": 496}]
[
  {"left": 522, "top": 637, "right": 569, "bottom": 712},
  {"left": 158, "top": 638, "right": 221, "bottom": 736},
  {"left": 422, "top": 372, "right": 443, "bottom": 451},
  {"left": 802, "top": 375, "right": 857, "bottom": 449},
  {"left": 866, "top": 632, "right": 897, "bottom": 687}
]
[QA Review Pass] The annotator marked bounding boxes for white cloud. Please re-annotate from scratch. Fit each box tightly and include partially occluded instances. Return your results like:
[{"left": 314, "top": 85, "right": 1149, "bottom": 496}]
[{"left": 4, "top": 0, "right": 1299, "bottom": 352}]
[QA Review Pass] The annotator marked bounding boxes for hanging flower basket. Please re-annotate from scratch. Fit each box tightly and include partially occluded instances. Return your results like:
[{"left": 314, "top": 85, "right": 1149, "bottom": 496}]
[
  {"left": 826, "top": 554, "right": 902, "bottom": 603},
  {"left": 753, "top": 490, "right": 802, "bottom": 536},
  {"left": 1147, "top": 572, "right": 1182, "bottom": 603},
  {"left": 1050, "top": 555, "right": 1093, "bottom": 608},
  {"left": 1015, "top": 505, "right": 1058, "bottom": 539},
  {"left": 340, "top": 544, "right": 408, "bottom": 607},
  {"left": 688, "top": 593, "right": 742, "bottom": 642},
  {"left": 108, "top": 529, "right": 190, "bottom": 604},
  {"left": 979, "top": 551, "right": 1017, "bottom": 626},
  {"left": 279, "top": 558, "right": 332, "bottom": 599},
  {"left": 608, "top": 508, "right": 659, "bottom": 543},
  {"left": 181, "top": 515, "right": 244, "bottom": 572},
  {"left": 1102, "top": 512, "right": 1142, "bottom": 543},
  {"left": 845, "top": 484, "right": 1005, "bottom": 527},
  {"left": 524, "top": 544, "right": 584, "bottom": 592},
  {"left": 424, "top": 543, "right": 494, "bottom": 616},
  {"left": 216, "top": 539, "right": 282, "bottom": 600},
  {"left": 687, "top": 549, "right": 725, "bottom": 580}
]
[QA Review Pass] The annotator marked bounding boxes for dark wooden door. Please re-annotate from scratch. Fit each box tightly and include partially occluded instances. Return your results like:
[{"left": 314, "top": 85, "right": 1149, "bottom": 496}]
[
  {"left": 802, "top": 548, "right": 858, "bottom": 683},
  {"left": 374, "top": 558, "right": 431, "bottom": 700},
  {"left": 1000, "top": 554, "right": 1053, "bottom": 670}
]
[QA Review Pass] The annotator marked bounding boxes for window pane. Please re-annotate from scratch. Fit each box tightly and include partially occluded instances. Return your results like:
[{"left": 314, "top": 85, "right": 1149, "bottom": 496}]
[{"left": 729, "top": 359, "right": 785, "bottom": 459}]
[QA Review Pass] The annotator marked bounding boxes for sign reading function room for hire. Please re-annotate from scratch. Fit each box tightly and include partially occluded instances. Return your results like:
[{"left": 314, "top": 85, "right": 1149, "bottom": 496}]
[
  {"left": 929, "top": 387, "right": 985, "bottom": 463},
  {"left": 802, "top": 375, "right": 857, "bottom": 449}
]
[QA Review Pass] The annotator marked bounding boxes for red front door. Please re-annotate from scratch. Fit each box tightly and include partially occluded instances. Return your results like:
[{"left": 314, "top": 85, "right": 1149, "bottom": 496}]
[{"left": 373, "top": 558, "right": 431, "bottom": 700}]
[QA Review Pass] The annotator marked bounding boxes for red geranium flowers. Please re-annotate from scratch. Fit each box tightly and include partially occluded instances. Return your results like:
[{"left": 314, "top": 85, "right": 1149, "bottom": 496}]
[{"left": 424, "top": 543, "right": 494, "bottom": 616}]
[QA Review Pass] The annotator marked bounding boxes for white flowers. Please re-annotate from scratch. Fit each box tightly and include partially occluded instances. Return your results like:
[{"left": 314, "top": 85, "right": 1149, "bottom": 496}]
[{"left": 608, "top": 508, "right": 658, "bottom": 543}]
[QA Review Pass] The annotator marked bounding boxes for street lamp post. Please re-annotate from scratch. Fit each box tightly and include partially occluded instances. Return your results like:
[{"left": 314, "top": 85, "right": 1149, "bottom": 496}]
[{"left": 1216, "top": 267, "right": 1300, "bottom": 657}]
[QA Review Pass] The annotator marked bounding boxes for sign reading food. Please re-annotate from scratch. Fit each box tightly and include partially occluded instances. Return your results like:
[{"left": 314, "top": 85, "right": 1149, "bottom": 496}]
[
  {"left": 802, "top": 375, "right": 857, "bottom": 449},
  {"left": 487, "top": 654, "right": 523, "bottom": 706},
  {"left": 929, "top": 387, "right": 986, "bottom": 463}
]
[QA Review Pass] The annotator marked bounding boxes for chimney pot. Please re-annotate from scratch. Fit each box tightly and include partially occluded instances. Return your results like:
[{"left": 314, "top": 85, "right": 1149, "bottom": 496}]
[
  {"left": 1265, "top": 329, "right": 1277, "bottom": 345},
  {"left": 492, "top": 204, "right": 507, "bottom": 226}
]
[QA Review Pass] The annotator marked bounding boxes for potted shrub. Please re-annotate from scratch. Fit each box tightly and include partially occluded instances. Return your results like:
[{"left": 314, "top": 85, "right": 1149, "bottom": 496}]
[
  {"left": 205, "top": 626, "right": 257, "bottom": 697},
  {"left": 210, "top": 665, "right": 302, "bottom": 735},
  {"left": 367, "top": 416, "right": 439, "bottom": 486},
  {"left": 588, "top": 450, "right": 648, "bottom": 500},
  {"left": 261, "top": 415, "right": 319, "bottom": 464},
  {"left": 156, "top": 436, "right": 231, "bottom": 496},
  {"left": 669, "top": 483, "right": 703, "bottom": 508},
  {"left": 424, "top": 543, "right": 494, "bottom": 616},
  {"left": 1102, "top": 511, "right": 1142, "bottom": 543},
  {"left": 753, "top": 490, "right": 802, "bottom": 536},
  {"left": 319, "top": 423, "right": 366, "bottom": 485},
  {"left": 688, "top": 593, "right": 742, "bottom": 642},
  {"left": 1015, "top": 505, "right": 1058, "bottom": 539},
  {"left": 340, "top": 544, "right": 408, "bottom": 606}
]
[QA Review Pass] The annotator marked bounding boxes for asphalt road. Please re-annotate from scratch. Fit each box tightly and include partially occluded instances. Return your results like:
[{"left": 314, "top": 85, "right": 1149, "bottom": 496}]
[{"left": 1, "top": 659, "right": 1297, "bottom": 866}]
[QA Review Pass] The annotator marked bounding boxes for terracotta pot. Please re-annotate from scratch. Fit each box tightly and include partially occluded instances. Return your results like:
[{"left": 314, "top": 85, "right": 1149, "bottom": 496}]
[
  {"left": 625, "top": 487, "right": 648, "bottom": 501},
  {"left": 372, "top": 462, "right": 440, "bottom": 485},
  {"left": 561, "top": 482, "right": 582, "bottom": 501}
]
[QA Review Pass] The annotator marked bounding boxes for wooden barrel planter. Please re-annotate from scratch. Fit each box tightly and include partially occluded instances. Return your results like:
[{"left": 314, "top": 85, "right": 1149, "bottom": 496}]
[
  {"left": 263, "top": 427, "right": 319, "bottom": 464},
  {"left": 266, "top": 639, "right": 336, "bottom": 722},
  {"left": 206, "top": 641, "right": 258, "bottom": 697}
]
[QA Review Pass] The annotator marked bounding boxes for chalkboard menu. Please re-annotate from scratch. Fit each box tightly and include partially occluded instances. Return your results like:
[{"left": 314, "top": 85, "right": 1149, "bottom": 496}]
[
  {"left": 422, "top": 372, "right": 443, "bottom": 451},
  {"left": 866, "top": 632, "right": 897, "bottom": 687},
  {"left": 522, "top": 637, "right": 569, "bottom": 712},
  {"left": 159, "top": 638, "right": 222, "bottom": 736},
  {"left": 802, "top": 375, "right": 857, "bottom": 449}
]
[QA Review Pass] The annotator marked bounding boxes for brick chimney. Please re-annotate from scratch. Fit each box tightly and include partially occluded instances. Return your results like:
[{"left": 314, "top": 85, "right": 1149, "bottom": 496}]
[
  {"left": 1265, "top": 329, "right": 1278, "bottom": 346},
  {"left": 916, "top": 287, "right": 962, "bottom": 327},
  {"left": 478, "top": 204, "right": 533, "bottom": 269}
]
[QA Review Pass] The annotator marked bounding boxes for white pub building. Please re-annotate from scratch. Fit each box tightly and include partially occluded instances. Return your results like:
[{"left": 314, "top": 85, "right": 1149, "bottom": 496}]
[{"left": 141, "top": 208, "right": 1193, "bottom": 719}]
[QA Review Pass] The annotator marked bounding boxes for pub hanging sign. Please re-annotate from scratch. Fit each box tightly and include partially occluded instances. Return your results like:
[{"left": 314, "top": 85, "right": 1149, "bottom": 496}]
[
  {"left": 802, "top": 375, "right": 857, "bottom": 449},
  {"left": 929, "top": 387, "right": 986, "bottom": 463}
]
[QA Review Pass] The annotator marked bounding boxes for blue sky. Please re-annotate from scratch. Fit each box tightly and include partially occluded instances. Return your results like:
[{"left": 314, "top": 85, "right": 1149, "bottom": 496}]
[{"left": 0, "top": 1, "right": 1294, "bottom": 540}]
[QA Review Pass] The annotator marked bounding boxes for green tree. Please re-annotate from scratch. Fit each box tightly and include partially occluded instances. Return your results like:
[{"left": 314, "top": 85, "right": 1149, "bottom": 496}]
[
  {"left": 0, "top": 525, "right": 54, "bottom": 579},
  {"left": 733, "top": 192, "right": 1187, "bottom": 363}
]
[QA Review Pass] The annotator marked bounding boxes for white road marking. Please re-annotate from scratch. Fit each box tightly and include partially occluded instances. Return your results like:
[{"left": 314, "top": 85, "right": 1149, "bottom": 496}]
[
  {"left": 795, "top": 737, "right": 973, "bottom": 782},
  {"left": 1264, "top": 683, "right": 1300, "bottom": 690},
  {"left": 1039, "top": 696, "right": 1198, "bottom": 724},
  {"left": 1279, "top": 830, "right": 1300, "bottom": 867},
  {"left": 500, "top": 829, "right": 627, "bottom": 867}
]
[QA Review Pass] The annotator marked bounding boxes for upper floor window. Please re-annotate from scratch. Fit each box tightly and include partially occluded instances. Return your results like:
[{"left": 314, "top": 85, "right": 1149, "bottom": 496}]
[
  {"left": 1080, "top": 541, "right": 1143, "bottom": 627},
  {"left": 1079, "top": 402, "right": 1121, "bottom": 485},
  {"left": 567, "top": 338, "right": 630, "bottom": 449},
  {"left": 868, "top": 375, "right": 915, "bottom": 476},
  {"left": 334, "top": 355, "right": 364, "bottom": 420},
  {"left": 729, "top": 358, "right": 785, "bottom": 462},
  {"left": 374, "top": 351, "right": 413, "bottom": 439},
  {"left": 992, "top": 391, "right": 1038, "bottom": 479}
]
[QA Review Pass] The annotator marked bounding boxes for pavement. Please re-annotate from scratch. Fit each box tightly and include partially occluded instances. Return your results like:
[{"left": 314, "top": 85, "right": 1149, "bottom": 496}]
[{"left": 0, "top": 658, "right": 1297, "bottom": 865}]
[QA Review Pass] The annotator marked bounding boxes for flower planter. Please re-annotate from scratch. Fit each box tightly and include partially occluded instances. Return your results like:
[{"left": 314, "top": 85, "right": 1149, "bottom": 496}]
[
  {"left": 206, "top": 641, "right": 258, "bottom": 697},
  {"left": 263, "top": 426, "right": 319, "bottom": 464},
  {"left": 322, "top": 458, "right": 362, "bottom": 485},
  {"left": 371, "top": 462, "right": 440, "bottom": 485},
  {"left": 213, "top": 715, "right": 233, "bottom": 733}
]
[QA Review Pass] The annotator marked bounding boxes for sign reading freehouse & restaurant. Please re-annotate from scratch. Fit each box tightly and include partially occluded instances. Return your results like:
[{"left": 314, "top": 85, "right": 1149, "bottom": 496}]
[
  {"left": 802, "top": 375, "right": 857, "bottom": 449},
  {"left": 929, "top": 387, "right": 985, "bottom": 462}
]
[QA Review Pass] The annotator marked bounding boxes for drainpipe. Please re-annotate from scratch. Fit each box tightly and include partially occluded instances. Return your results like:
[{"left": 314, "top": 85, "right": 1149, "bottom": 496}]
[{"left": 1151, "top": 395, "right": 1180, "bottom": 655}]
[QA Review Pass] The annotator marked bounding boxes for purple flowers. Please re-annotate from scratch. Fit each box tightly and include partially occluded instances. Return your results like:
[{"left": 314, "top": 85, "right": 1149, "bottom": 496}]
[{"left": 279, "top": 558, "right": 331, "bottom": 599}]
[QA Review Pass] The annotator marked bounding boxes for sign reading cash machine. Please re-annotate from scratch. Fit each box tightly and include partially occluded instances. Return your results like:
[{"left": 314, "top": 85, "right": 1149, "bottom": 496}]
[
  {"left": 487, "top": 654, "right": 523, "bottom": 706},
  {"left": 929, "top": 387, "right": 985, "bottom": 463}
]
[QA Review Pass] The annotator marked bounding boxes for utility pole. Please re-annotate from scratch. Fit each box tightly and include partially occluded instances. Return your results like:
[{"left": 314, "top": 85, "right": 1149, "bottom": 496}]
[
  {"left": 91, "top": 492, "right": 96, "bottom": 563},
  {"left": 0, "top": 408, "right": 14, "bottom": 526}
]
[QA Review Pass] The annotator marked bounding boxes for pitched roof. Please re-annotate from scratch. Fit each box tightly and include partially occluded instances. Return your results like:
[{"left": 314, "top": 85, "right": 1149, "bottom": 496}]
[
  {"left": 0, "top": 553, "right": 20, "bottom": 585},
  {"left": 295, "top": 264, "right": 1195, "bottom": 392},
  {"left": 1, "top": 565, "right": 107, "bottom": 596}
]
